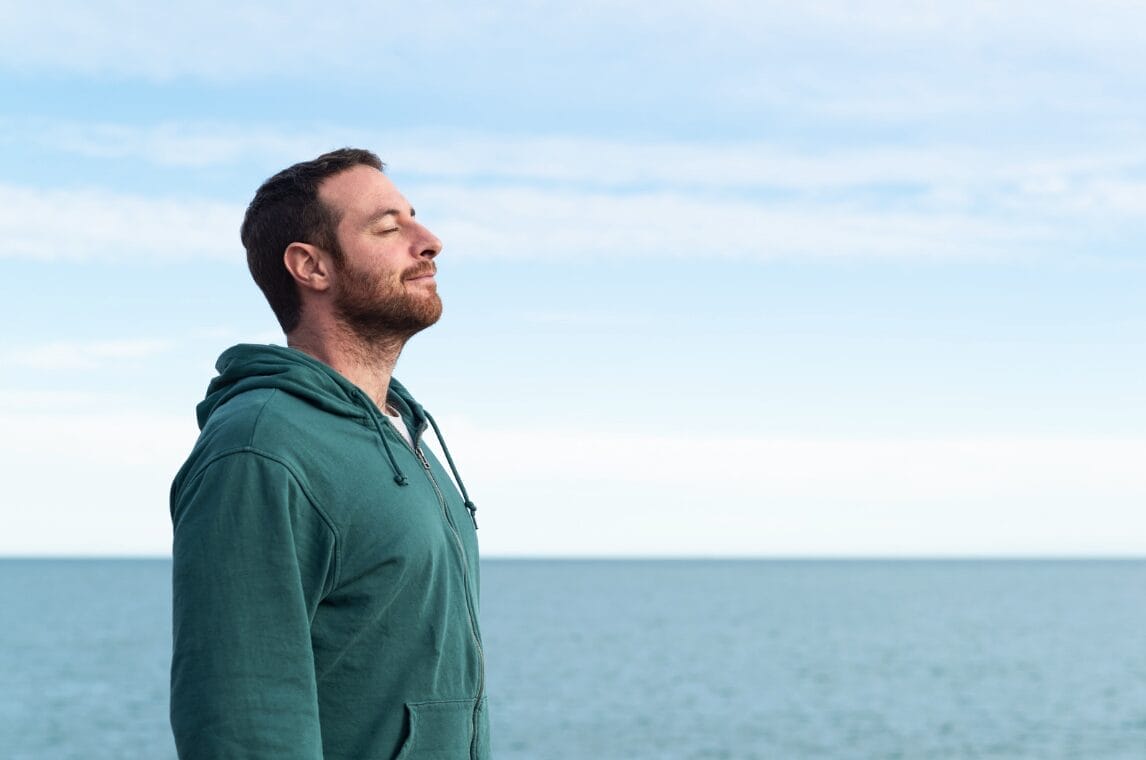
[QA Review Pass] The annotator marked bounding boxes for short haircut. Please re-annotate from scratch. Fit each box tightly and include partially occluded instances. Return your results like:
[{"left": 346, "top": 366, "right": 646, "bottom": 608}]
[{"left": 240, "top": 148, "right": 385, "bottom": 333}]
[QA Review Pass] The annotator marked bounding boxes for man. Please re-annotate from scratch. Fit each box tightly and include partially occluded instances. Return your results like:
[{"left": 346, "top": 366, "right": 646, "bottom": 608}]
[{"left": 170, "top": 149, "right": 488, "bottom": 759}]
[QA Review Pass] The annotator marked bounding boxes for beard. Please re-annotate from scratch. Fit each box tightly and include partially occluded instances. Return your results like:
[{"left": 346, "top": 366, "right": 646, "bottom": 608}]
[{"left": 332, "top": 258, "right": 443, "bottom": 344}]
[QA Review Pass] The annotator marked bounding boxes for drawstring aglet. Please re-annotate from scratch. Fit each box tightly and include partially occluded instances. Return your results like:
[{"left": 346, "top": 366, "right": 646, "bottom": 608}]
[{"left": 464, "top": 500, "right": 478, "bottom": 529}]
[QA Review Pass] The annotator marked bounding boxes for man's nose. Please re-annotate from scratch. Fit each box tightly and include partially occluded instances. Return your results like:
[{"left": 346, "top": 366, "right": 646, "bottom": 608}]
[{"left": 416, "top": 222, "right": 442, "bottom": 259}]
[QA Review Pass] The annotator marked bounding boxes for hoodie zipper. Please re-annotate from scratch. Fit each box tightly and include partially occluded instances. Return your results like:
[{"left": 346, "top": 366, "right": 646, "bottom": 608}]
[{"left": 407, "top": 434, "right": 487, "bottom": 759}]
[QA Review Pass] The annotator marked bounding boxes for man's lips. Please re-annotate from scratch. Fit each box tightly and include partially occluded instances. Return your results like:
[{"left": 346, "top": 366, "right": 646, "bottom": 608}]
[{"left": 404, "top": 267, "right": 436, "bottom": 282}]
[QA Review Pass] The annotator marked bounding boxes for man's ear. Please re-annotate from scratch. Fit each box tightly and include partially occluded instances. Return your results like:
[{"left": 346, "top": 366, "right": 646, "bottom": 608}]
[{"left": 284, "top": 243, "right": 332, "bottom": 293}]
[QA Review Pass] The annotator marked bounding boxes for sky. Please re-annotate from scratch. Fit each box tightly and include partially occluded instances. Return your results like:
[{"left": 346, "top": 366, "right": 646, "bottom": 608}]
[{"left": 2, "top": 1, "right": 1144, "bottom": 557}]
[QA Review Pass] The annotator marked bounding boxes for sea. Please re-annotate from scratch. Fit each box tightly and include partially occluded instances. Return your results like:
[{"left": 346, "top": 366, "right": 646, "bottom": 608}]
[{"left": 1, "top": 559, "right": 1144, "bottom": 759}]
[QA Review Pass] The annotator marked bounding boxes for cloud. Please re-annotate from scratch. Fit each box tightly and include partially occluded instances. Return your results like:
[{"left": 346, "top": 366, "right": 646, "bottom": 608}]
[
  {"left": 1, "top": 1, "right": 1143, "bottom": 130},
  {"left": 0, "top": 184, "right": 240, "bottom": 261},
  {"left": 444, "top": 426, "right": 1146, "bottom": 495},
  {"left": 0, "top": 408, "right": 196, "bottom": 555},
  {"left": 417, "top": 184, "right": 1041, "bottom": 260},
  {"left": 0, "top": 389, "right": 108, "bottom": 410},
  {"left": 0, "top": 176, "right": 1119, "bottom": 265},
  {"left": 20, "top": 119, "right": 1146, "bottom": 195},
  {"left": 18, "top": 120, "right": 1146, "bottom": 245},
  {"left": 430, "top": 424, "right": 1146, "bottom": 556},
  {"left": 6, "top": 118, "right": 1143, "bottom": 263},
  {"left": 4, "top": 398, "right": 1143, "bottom": 556},
  {"left": 31, "top": 121, "right": 334, "bottom": 169},
  {"left": 7, "top": 338, "right": 174, "bottom": 370}
]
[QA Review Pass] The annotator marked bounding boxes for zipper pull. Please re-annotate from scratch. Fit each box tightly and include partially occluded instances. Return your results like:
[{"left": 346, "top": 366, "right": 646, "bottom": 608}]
[{"left": 415, "top": 446, "right": 432, "bottom": 470}]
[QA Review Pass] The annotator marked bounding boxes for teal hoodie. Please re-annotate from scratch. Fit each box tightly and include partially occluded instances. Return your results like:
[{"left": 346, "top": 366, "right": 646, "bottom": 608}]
[{"left": 170, "top": 344, "right": 488, "bottom": 759}]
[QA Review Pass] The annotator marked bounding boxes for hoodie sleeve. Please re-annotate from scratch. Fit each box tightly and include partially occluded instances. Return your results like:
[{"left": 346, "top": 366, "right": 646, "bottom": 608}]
[{"left": 170, "top": 450, "right": 338, "bottom": 759}]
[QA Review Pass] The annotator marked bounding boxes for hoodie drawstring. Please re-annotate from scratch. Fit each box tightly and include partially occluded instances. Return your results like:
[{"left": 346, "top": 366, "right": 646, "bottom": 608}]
[
  {"left": 423, "top": 410, "right": 479, "bottom": 530},
  {"left": 366, "top": 404, "right": 410, "bottom": 486}
]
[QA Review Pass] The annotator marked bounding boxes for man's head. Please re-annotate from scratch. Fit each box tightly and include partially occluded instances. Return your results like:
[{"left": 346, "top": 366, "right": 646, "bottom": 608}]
[
  {"left": 242, "top": 148, "right": 443, "bottom": 340},
  {"left": 241, "top": 148, "right": 380, "bottom": 333}
]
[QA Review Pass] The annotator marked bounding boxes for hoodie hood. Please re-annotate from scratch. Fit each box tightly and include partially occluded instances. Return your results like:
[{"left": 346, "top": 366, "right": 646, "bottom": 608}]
[
  {"left": 196, "top": 343, "right": 434, "bottom": 488},
  {"left": 198, "top": 344, "right": 359, "bottom": 429},
  {"left": 197, "top": 344, "right": 427, "bottom": 434}
]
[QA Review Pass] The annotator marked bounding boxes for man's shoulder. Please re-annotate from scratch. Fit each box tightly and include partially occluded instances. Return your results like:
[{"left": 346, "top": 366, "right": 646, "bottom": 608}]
[
  {"left": 202, "top": 386, "right": 285, "bottom": 442},
  {"left": 208, "top": 384, "right": 352, "bottom": 436},
  {"left": 175, "top": 386, "right": 352, "bottom": 495},
  {"left": 186, "top": 386, "right": 353, "bottom": 469}
]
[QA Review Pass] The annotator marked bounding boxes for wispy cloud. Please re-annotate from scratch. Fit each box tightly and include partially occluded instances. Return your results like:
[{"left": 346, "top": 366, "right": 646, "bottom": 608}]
[
  {"left": 11, "top": 119, "right": 1145, "bottom": 263},
  {"left": 0, "top": 184, "right": 239, "bottom": 261},
  {"left": 19, "top": 119, "right": 1146, "bottom": 195},
  {"left": 0, "top": 389, "right": 108, "bottom": 410},
  {"left": 0, "top": 166, "right": 1124, "bottom": 264},
  {"left": 8, "top": 338, "right": 174, "bottom": 370},
  {"left": 417, "top": 184, "right": 1044, "bottom": 260},
  {"left": 15, "top": 120, "right": 1146, "bottom": 256},
  {"left": 1, "top": 2, "right": 1143, "bottom": 141},
  {"left": 18, "top": 119, "right": 340, "bottom": 169}
]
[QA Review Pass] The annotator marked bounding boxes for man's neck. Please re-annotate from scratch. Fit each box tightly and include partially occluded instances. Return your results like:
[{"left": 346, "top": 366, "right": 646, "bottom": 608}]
[{"left": 287, "top": 322, "right": 406, "bottom": 411}]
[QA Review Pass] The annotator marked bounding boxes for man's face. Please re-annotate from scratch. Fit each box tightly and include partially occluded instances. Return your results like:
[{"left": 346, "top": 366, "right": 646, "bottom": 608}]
[{"left": 318, "top": 165, "right": 444, "bottom": 341}]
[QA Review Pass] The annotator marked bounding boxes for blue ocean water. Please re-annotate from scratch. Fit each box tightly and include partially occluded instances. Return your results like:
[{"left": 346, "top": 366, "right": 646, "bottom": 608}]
[{"left": 1, "top": 559, "right": 1144, "bottom": 759}]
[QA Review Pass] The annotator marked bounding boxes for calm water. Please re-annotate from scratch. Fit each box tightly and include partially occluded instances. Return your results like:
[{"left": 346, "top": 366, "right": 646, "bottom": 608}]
[{"left": 2, "top": 559, "right": 1144, "bottom": 758}]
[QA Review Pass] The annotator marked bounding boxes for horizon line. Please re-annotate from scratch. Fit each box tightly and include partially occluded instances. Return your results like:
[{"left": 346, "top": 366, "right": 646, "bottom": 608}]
[{"left": 2, "top": 553, "right": 1144, "bottom": 562}]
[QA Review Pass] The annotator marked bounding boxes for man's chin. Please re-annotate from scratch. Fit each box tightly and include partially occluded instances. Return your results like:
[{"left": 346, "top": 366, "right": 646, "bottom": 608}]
[
  {"left": 411, "top": 294, "right": 444, "bottom": 327},
  {"left": 334, "top": 297, "right": 442, "bottom": 342}
]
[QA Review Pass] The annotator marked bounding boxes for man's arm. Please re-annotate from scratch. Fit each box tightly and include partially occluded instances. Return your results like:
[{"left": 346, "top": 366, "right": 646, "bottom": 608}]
[{"left": 170, "top": 451, "right": 337, "bottom": 759}]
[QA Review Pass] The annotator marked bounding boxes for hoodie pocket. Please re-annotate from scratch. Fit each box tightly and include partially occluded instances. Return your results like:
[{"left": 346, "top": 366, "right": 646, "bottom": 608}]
[{"left": 395, "top": 698, "right": 481, "bottom": 760}]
